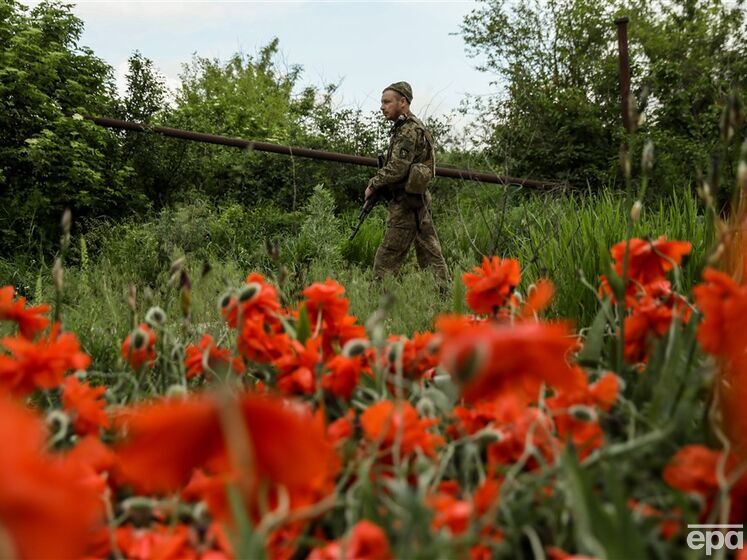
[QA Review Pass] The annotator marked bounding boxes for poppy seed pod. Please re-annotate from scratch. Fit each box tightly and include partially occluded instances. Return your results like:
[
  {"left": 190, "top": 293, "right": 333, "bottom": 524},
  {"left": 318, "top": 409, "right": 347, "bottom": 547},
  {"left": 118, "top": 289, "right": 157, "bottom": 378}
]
[{"left": 342, "top": 338, "right": 369, "bottom": 358}]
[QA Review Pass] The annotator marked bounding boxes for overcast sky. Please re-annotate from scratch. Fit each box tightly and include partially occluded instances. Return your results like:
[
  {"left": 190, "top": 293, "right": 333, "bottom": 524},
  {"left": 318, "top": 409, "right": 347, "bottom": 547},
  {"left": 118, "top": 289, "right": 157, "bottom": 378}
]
[{"left": 21, "top": 1, "right": 500, "bottom": 123}]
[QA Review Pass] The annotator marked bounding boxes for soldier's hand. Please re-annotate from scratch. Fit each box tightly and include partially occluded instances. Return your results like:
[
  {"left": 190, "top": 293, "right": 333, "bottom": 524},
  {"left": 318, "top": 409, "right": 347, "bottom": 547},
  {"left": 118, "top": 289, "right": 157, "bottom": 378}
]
[{"left": 365, "top": 186, "right": 375, "bottom": 201}]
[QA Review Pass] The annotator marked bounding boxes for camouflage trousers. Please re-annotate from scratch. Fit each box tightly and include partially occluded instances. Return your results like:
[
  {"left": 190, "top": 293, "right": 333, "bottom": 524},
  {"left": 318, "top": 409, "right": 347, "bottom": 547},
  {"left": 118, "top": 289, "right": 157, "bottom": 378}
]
[{"left": 373, "top": 196, "right": 450, "bottom": 288}]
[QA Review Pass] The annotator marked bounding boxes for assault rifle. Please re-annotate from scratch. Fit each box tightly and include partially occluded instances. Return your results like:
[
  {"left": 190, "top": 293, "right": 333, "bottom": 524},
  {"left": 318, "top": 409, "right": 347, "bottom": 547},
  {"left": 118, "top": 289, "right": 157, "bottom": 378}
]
[{"left": 350, "top": 155, "right": 387, "bottom": 241}]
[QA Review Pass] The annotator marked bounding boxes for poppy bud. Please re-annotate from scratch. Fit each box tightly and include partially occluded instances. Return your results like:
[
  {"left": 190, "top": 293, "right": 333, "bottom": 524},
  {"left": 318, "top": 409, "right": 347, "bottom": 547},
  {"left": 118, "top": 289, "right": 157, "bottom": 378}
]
[
  {"left": 708, "top": 243, "right": 725, "bottom": 265},
  {"left": 60, "top": 209, "right": 72, "bottom": 251},
  {"left": 145, "top": 306, "right": 167, "bottom": 327},
  {"left": 630, "top": 200, "right": 642, "bottom": 223},
  {"left": 61, "top": 208, "right": 72, "bottom": 235},
  {"left": 127, "top": 284, "right": 137, "bottom": 312},
  {"left": 738, "top": 140, "right": 747, "bottom": 191},
  {"left": 218, "top": 290, "right": 235, "bottom": 312},
  {"left": 52, "top": 257, "right": 64, "bottom": 293},
  {"left": 475, "top": 428, "right": 503, "bottom": 444},
  {"left": 342, "top": 338, "right": 369, "bottom": 358},
  {"left": 568, "top": 405, "right": 597, "bottom": 423},
  {"left": 46, "top": 409, "right": 70, "bottom": 435},
  {"left": 642, "top": 140, "right": 654, "bottom": 174},
  {"left": 169, "top": 256, "right": 186, "bottom": 277},
  {"left": 238, "top": 282, "right": 261, "bottom": 303},
  {"left": 166, "top": 384, "right": 188, "bottom": 399},
  {"left": 416, "top": 397, "right": 436, "bottom": 418}
]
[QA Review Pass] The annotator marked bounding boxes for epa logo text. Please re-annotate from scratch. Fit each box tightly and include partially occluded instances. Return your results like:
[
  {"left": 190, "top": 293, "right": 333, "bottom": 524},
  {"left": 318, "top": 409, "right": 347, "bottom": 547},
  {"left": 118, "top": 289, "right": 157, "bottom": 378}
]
[{"left": 687, "top": 524, "right": 744, "bottom": 556}]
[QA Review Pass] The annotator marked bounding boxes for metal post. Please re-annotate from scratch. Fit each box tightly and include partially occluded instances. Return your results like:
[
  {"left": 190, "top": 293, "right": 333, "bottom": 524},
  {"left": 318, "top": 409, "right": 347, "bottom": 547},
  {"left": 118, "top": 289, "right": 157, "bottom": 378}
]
[{"left": 615, "top": 16, "right": 632, "bottom": 133}]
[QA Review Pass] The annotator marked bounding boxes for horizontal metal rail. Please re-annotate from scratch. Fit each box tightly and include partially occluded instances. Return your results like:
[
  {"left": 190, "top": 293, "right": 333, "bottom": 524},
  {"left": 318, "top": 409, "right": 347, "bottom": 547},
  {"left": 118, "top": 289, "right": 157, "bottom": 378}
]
[{"left": 84, "top": 115, "right": 566, "bottom": 190}]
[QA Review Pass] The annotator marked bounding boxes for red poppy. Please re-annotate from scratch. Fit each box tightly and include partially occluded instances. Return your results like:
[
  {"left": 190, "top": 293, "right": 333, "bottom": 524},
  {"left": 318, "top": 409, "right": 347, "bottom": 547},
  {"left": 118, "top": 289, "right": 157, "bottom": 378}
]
[
  {"left": 693, "top": 267, "right": 747, "bottom": 357},
  {"left": 610, "top": 236, "right": 691, "bottom": 285},
  {"left": 427, "top": 491, "right": 472, "bottom": 535},
  {"left": 473, "top": 477, "right": 502, "bottom": 517},
  {"left": 622, "top": 298, "right": 673, "bottom": 363},
  {"left": 61, "top": 375, "right": 110, "bottom": 435},
  {"left": 303, "top": 278, "right": 350, "bottom": 328},
  {"left": 663, "top": 445, "right": 747, "bottom": 523},
  {"left": 221, "top": 272, "right": 282, "bottom": 329},
  {"left": 237, "top": 315, "right": 291, "bottom": 364},
  {"left": 360, "top": 400, "right": 443, "bottom": 458},
  {"left": 115, "top": 523, "right": 201, "bottom": 560},
  {"left": 266, "top": 522, "right": 306, "bottom": 560},
  {"left": 308, "top": 520, "right": 392, "bottom": 560},
  {"left": 383, "top": 331, "right": 441, "bottom": 380},
  {"left": 273, "top": 336, "right": 322, "bottom": 395},
  {"left": 121, "top": 323, "right": 156, "bottom": 370},
  {"left": 449, "top": 392, "right": 526, "bottom": 438},
  {"left": 546, "top": 548, "right": 598, "bottom": 560},
  {"left": 463, "top": 257, "right": 521, "bottom": 315},
  {"left": 323, "top": 354, "right": 366, "bottom": 400},
  {"left": 184, "top": 333, "right": 245, "bottom": 379},
  {"left": 0, "top": 323, "right": 91, "bottom": 397},
  {"left": 0, "top": 398, "right": 104, "bottom": 559},
  {"left": 181, "top": 468, "right": 234, "bottom": 522},
  {"left": 0, "top": 285, "right": 50, "bottom": 339},
  {"left": 65, "top": 434, "right": 116, "bottom": 475},
  {"left": 440, "top": 320, "right": 580, "bottom": 406},
  {"left": 544, "top": 370, "right": 618, "bottom": 457},
  {"left": 487, "top": 408, "right": 558, "bottom": 470},
  {"left": 327, "top": 409, "right": 356, "bottom": 447},
  {"left": 114, "top": 393, "right": 339, "bottom": 504},
  {"left": 693, "top": 268, "right": 747, "bottom": 450},
  {"left": 627, "top": 499, "right": 681, "bottom": 540},
  {"left": 515, "top": 278, "right": 555, "bottom": 318}
]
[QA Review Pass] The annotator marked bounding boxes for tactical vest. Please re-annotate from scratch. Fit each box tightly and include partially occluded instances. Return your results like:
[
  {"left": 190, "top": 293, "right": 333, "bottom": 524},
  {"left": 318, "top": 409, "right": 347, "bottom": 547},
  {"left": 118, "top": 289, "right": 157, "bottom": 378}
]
[
  {"left": 387, "top": 114, "right": 436, "bottom": 196},
  {"left": 404, "top": 115, "right": 436, "bottom": 195}
]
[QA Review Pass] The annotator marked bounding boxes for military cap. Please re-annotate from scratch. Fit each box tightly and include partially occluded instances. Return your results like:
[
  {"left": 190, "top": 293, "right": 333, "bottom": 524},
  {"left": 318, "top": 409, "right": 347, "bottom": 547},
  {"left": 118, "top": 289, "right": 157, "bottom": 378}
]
[{"left": 384, "top": 81, "right": 413, "bottom": 103}]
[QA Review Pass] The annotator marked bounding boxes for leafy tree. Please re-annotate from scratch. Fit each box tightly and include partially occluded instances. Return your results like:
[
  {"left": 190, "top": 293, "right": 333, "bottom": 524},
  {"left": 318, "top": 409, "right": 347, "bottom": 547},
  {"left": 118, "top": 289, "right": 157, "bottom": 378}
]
[
  {"left": 117, "top": 51, "right": 184, "bottom": 207},
  {"left": 460, "top": 0, "right": 747, "bottom": 190},
  {"left": 0, "top": 0, "right": 143, "bottom": 252}
]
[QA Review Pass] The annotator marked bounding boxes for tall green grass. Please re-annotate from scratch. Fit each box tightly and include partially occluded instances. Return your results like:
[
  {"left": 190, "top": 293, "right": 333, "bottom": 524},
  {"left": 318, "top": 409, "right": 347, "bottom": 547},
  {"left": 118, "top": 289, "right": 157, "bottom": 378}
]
[{"left": 0, "top": 184, "right": 708, "bottom": 368}]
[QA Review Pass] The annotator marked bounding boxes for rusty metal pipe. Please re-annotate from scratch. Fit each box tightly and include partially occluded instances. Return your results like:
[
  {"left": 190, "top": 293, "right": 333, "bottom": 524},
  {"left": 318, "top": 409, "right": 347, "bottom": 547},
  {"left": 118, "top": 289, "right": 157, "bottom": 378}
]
[
  {"left": 84, "top": 115, "right": 565, "bottom": 190},
  {"left": 615, "top": 16, "right": 632, "bottom": 133}
]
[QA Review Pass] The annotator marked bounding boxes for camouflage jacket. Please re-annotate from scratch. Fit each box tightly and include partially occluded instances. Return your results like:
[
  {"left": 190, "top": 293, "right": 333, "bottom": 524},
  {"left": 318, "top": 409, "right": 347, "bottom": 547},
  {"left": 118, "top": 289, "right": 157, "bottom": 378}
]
[{"left": 367, "top": 113, "right": 434, "bottom": 194}]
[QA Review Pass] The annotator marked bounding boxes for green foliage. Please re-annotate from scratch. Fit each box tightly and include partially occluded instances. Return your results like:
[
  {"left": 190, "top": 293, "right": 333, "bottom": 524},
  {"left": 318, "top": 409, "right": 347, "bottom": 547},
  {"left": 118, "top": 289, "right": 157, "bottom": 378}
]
[
  {"left": 0, "top": 0, "right": 142, "bottom": 252},
  {"left": 460, "top": 0, "right": 747, "bottom": 189},
  {"left": 0, "top": 184, "right": 707, "bottom": 369}
]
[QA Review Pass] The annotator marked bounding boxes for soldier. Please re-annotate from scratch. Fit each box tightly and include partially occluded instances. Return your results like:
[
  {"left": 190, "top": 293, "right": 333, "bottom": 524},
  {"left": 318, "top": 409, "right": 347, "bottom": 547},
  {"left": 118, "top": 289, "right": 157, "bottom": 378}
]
[{"left": 365, "top": 81, "right": 450, "bottom": 290}]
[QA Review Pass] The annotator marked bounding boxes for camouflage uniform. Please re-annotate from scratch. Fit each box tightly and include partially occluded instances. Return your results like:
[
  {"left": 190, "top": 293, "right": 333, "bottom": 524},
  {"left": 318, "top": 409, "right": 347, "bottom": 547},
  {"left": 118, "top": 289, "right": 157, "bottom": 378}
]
[{"left": 367, "top": 110, "right": 450, "bottom": 288}]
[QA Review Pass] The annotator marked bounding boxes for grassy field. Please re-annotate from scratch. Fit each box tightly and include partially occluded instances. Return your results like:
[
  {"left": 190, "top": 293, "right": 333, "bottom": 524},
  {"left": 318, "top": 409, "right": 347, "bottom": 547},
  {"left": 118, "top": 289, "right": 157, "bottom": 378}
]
[{"left": 0, "top": 183, "right": 709, "bottom": 372}]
